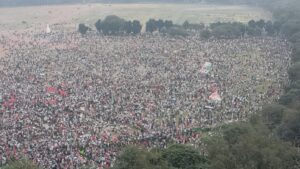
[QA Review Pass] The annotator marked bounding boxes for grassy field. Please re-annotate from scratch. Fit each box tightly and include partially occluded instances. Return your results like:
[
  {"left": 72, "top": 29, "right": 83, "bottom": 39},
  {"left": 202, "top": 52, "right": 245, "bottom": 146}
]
[{"left": 0, "top": 3, "right": 271, "bottom": 32}]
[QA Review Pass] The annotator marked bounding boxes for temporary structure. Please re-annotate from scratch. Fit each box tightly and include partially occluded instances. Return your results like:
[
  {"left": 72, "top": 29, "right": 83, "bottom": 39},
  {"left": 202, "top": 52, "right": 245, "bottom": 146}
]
[{"left": 46, "top": 24, "right": 51, "bottom": 33}]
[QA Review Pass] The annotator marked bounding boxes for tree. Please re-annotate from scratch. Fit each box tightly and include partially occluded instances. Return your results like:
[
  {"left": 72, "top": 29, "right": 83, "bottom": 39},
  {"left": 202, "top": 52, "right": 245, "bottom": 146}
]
[
  {"left": 132, "top": 20, "right": 142, "bottom": 34},
  {"left": 205, "top": 122, "right": 300, "bottom": 169},
  {"left": 272, "top": 21, "right": 282, "bottom": 34},
  {"left": 183, "top": 20, "right": 190, "bottom": 29},
  {"left": 291, "top": 43, "right": 300, "bottom": 62},
  {"left": 289, "top": 32, "right": 300, "bottom": 43},
  {"left": 261, "top": 104, "right": 286, "bottom": 130},
  {"left": 165, "top": 26, "right": 189, "bottom": 37},
  {"left": 157, "top": 19, "right": 165, "bottom": 31},
  {"left": 279, "top": 88, "right": 300, "bottom": 107},
  {"left": 98, "top": 15, "right": 126, "bottom": 35},
  {"left": 281, "top": 19, "right": 300, "bottom": 37},
  {"left": 164, "top": 20, "right": 173, "bottom": 29},
  {"left": 162, "top": 144, "right": 208, "bottom": 169},
  {"left": 146, "top": 19, "right": 157, "bottom": 33},
  {"left": 265, "top": 21, "right": 275, "bottom": 35},
  {"left": 124, "top": 21, "right": 132, "bottom": 34},
  {"left": 246, "top": 26, "right": 262, "bottom": 36},
  {"left": 200, "top": 29, "right": 211, "bottom": 39},
  {"left": 112, "top": 146, "right": 170, "bottom": 169},
  {"left": 277, "top": 110, "right": 300, "bottom": 146},
  {"left": 288, "top": 62, "right": 300, "bottom": 81},
  {"left": 95, "top": 19, "right": 102, "bottom": 33},
  {"left": 248, "top": 20, "right": 256, "bottom": 28},
  {"left": 256, "top": 19, "right": 266, "bottom": 29},
  {"left": 78, "top": 23, "right": 89, "bottom": 35},
  {"left": 211, "top": 22, "right": 244, "bottom": 39}
]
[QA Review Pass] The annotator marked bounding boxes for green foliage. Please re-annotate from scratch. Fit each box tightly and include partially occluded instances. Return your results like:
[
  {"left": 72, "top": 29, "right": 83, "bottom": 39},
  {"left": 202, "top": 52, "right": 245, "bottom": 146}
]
[
  {"left": 1, "top": 160, "right": 39, "bottom": 169},
  {"left": 281, "top": 19, "right": 300, "bottom": 37},
  {"left": 265, "top": 21, "right": 275, "bottom": 35},
  {"left": 291, "top": 43, "right": 300, "bottom": 62},
  {"left": 288, "top": 62, "right": 300, "bottom": 81},
  {"left": 112, "top": 146, "right": 170, "bottom": 169},
  {"left": 146, "top": 19, "right": 174, "bottom": 33},
  {"left": 132, "top": 20, "right": 142, "bottom": 34},
  {"left": 261, "top": 104, "right": 286, "bottom": 130},
  {"left": 95, "top": 19, "right": 102, "bottom": 33},
  {"left": 256, "top": 19, "right": 266, "bottom": 29},
  {"left": 205, "top": 122, "right": 300, "bottom": 169},
  {"left": 124, "top": 21, "right": 133, "bottom": 34},
  {"left": 100, "top": 15, "right": 126, "bottom": 35},
  {"left": 211, "top": 22, "right": 244, "bottom": 39},
  {"left": 164, "top": 27, "right": 189, "bottom": 37},
  {"left": 289, "top": 32, "right": 300, "bottom": 43},
  {"left": 277, "top": 110, "right": 300, "bottom": 146},
  {"left": 200, "top": 29, "right": 211, "bottom": 39},
  {"left": 78, "top": 23, "right": 89, "bottom": 35},
  {"left": 95, "top": 16, "right": 141, "bottom": 35},
  {"left": 248, "top": 20, "right": 256, "bottom": 28},
  {"left": 146, "top": 19, "right": 157, "bottom": 33},
  {"left": 279, "top": 89, "right": 300, "bottom": 107},
  {"left": 112, "top": 145, "right": 210, "bottom": 169},
  {"left": 162, "top": 144, "right": 208, "bottom": 169}
]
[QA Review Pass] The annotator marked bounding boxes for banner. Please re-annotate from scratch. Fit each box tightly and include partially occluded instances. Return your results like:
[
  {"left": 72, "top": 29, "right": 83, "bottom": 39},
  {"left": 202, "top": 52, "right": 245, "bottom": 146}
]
[{"left": 209, "top": 91, "right": 221, "bottom": 102}]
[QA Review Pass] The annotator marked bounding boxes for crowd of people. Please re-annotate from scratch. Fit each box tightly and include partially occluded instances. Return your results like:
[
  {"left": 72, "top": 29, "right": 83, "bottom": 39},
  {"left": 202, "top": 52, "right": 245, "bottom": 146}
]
[{"left": 0, "top": 28, "right": 291, "bottom": 168}]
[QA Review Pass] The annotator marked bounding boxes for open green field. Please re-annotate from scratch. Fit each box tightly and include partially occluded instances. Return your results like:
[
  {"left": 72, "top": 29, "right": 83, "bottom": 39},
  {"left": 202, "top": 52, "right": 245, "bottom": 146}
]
[{"left": 0, "top": 3, "right": 272, "bottom": 32}]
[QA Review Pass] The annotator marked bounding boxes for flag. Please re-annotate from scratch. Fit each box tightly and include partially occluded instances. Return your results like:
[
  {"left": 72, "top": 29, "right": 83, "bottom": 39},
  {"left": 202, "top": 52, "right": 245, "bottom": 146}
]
[
  {"left": 200, "top": 62, "right": 212, "bottom": 74},
  {"left": 58, "top": 89, "right": 67, "bottom": 97},
  {"left": 46, "top": 86, "right": 57, "bottom": 93},
  {"left": 209, "top": 91, "right": 221, "bottom": 102}
]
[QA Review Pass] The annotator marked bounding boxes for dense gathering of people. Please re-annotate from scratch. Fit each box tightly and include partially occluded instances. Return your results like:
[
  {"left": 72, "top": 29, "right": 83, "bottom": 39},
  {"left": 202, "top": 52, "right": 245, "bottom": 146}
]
[{"left": 0, "top": 28, "right": 291, "bottom": 168}]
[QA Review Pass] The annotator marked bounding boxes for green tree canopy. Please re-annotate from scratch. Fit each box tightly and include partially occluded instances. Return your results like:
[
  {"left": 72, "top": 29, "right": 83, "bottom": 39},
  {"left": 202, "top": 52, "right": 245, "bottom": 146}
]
[
  {"left": 78, "top": 23, "right": 89, "bottom": 35},
  {"left": 162, "top": 144, "right": 208, "bottom": 169},
  {"left": 205, "top": 123, "right": 300, "bottom": 169},
  {"left": 112, "top": 146, "right": 170, "bottom": 169}
]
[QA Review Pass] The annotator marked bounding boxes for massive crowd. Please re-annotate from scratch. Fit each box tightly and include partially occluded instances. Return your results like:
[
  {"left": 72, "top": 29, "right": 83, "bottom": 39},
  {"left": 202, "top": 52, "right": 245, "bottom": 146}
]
[{"left": 0, "top": 29, "right": 291, "bottom": 168}]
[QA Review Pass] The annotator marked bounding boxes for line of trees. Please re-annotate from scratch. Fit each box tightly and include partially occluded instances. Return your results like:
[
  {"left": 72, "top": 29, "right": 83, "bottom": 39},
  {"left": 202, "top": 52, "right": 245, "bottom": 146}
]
[
  {"left": 95, "top": 15, "right": 142, "bottom": 35},
  {"left": 78, "top": 15, "right": 142, "bottom": 35},
  {"left": 79, "top": 16, "right": 280, "bottom": 39}
]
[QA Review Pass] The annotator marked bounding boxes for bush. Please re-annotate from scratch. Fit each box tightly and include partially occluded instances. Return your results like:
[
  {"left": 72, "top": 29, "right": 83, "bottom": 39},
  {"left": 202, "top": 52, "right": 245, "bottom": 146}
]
[
  {"left": 261, "top": 104, "right": 286, "bottom": 130},
  {"left": 277, "top": 110, "right": 300, "bottom": 146},
  {"left": 291, "top": 43, "right": 300, "bottom": 62},
  {"left": 281, "top": 19, "right": 300, "bottom": 37},
  {"left": 211, "top": 22, "right": 244, "bottom": 39},
  {"left": 78, "top": 23, "right": 89, "bottom": 35},
  {"left": 279, "top": 88, "right": 300, "bottom": 106},
  {"left": 288, "top": 62, "right": 300, "bottom": 81},
  {"left": 200, "top": 29, "right": 211, "bottom": 39},
  {"left": 162, "top": 144, "right": 208, "bottom": 169},
  {"left": 165, "top": 26, "right": 189, "bottom": 37}
]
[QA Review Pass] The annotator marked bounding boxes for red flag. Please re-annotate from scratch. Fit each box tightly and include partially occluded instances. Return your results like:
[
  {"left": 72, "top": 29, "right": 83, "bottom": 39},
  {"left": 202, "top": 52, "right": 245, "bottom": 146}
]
[
  {"left": 58, "top": 89, "right": 68, "bottom": 97},
  {"left": 46, "top": 86, "right": 57, "bottom": 93}
]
